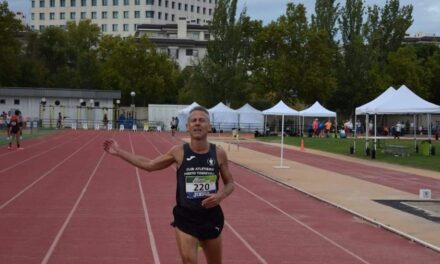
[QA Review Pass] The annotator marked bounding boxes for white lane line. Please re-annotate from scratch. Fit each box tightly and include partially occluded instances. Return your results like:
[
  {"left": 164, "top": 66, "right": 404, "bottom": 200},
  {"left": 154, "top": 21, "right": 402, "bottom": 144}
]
[
  {"left": 41, "top": 151, "right": 106, "bottom": 264},
  {"left": 129, "top": 133, "right": 161, "bottom": 264},
  {"left": 0, "top": 130, "right": 74, "bottom": 158},
  {"left": 224, "top": 221, "right": 268, "bottom": 264},
  {"left": 235, "top": 182, "right": 370, "bottom": 264},
  {"left": 0, "top": 134, "right": 100, "bottom": 211},
  {"left": 141, "top": 133, "right": 268, "bottom": 263},
  {"left": 0, "top": 134, "right": 83, "bottom": 174}
]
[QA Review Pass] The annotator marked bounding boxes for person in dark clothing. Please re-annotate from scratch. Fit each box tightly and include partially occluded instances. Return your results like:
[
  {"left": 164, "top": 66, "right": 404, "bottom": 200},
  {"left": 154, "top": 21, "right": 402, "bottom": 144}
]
[{"left": 104, "top": 106, "right": 234, "bottom": 263}]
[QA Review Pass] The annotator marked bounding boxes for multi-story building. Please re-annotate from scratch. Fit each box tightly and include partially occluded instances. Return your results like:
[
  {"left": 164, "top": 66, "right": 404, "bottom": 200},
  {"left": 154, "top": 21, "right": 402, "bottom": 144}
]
[
  {"left": 30, "top": 0, "right": 217, "bottom": 37},
  {"left": 136, "top": 17, "right": 209, "bottom": 68},
  {"left": 403, "top": 32, "right": 440, "bottom": 47}
]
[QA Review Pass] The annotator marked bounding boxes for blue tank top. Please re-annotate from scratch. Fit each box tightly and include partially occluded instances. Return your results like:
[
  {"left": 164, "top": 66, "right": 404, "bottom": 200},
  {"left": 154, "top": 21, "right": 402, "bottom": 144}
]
[{"left": 176, "top": 143, "right": 220, "bottom": 210}]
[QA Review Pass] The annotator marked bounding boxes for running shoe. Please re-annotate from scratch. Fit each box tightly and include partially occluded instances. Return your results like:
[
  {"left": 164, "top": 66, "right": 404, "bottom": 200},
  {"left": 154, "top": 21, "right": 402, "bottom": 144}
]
[{"left": 18, "top": 147, "right": 24, "bottom": 150}]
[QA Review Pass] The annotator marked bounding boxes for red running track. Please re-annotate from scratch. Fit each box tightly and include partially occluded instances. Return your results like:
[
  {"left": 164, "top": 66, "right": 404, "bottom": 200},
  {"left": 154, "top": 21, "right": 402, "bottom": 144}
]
[{"left": 0, "top": 131, "right": 438, "bottom": 263}]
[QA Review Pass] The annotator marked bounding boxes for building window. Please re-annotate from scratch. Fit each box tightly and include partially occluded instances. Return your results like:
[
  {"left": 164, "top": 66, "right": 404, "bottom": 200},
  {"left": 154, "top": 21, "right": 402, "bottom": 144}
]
[
  {"left": 178, "top": 2, "right": 181, "bottom": 10},
  {"left": 0, "top": 99, "right": 5, "bottom": 104},
  {"left": 145, "top": 11, "right": 154, "bottom": 18},
  {"left": 184, "top": 4, "right": 187, "bottom": 11},
  {"left": 81, "top": 12, "right": 86, "bottom": 19},
  {"left": 124, "top": 0, "right": 129, "bottom": 5},
  {"left": 39, "top": 13, "right": 45, "bottom": 20},
  {"left": 158, "top": 0, "right": 161, "bottom": 6},
  {"left": 60, "top": 12, "right": 65, "bottom": 20},
  {"left": 191, "top": 5, "right": 194, "bottom": 12},
  {"left": 134, "top": 11, "right": 140, "bottom": 18},
  {"left": 209, "top": 9, "right": 212, "bottom": 15},
  {"left": 146, "top": 0, "right": 154, "bottom": 4},
  {"left": 31, "top": 13, "right": 34, "bottom": 20},
  {"left": 102, "top": 0, "right": 108, "bottom": 6},
  {"left": 70, "top": 12, "right": 76, "bottom": 19},
  {"left": 171, "top": 1, "right": 175, "bottom": 9},
  {"left": 135, "top": 0, "right": 140, "bottom": 5},
  {"left": 134, "top": 24, "right": 138, "bottom": 31},
  {"left": 81, "top": 0, "right": 87, "bottom": 6},
  {"left": 123, "top": 11, "right": 129, "bottom": 18},
  {"left": 164, "top": 13, "right": 168, "bottom": 20},
  {"left": 197, "top": 6, "right": 200, "bottom": 13},
  {"left": 113, "top": 0, "right": 118, "bottom": 5},
  {"left": 171, "top": 14, "right": 174, "bottom": 21},
  {"left": 123, "top": 24, "right": 129, "bottom": 31},
  {"left": 186, "top": 49, "right": 193, "bottom": 56},
  {"left": 101, "top": 24, "right": 107, "bottom": 32},
  {"left": 39, "top": 0, "right": 45, "bottom": 8},
  {"left": 92, "top": 0, "right": 97, "bottom": 6},
  {"left": 49, "top": 12, "right": 55, "bottom": 20},
  {"left": 112, "top": 24, "right": 118, "bottom": 32},
  {"left": 60, "top": 0, "right": 66, "bottom": 7},
  {"left": 71, "top": 0, "right": 76, "bottom": 7},
  {"left": 113, "top": 11, "right": 118, "bottom": 18},
  {"left": 32, "top": 1, "right": 35, "bottom": 8},
  {"left": 50, "top": 0, "right": 55, "bottom": 7},
  {"left": 39, "top": 25, "right": 45, "bottom": 31},
  {"left": 203, "top": 7, "right": 206, "bottom": 14},
  {"left": 165, "top": 0, "right": 168, "bottom": 7},
  {"left": 91, "top": 12, "right": 97, "bottom": 19},
  {"left": 158, "top": 12, "right": 161, "bottom": 19},
  {"left": 14, "top": 99, "right": 20, "bottom": 105},
  {"left": 102, "top": 11, "right": 107, "bottom": 19}
]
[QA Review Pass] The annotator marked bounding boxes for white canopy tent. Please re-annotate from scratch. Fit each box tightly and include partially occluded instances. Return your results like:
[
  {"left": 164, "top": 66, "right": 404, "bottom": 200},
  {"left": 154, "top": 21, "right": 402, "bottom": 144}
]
[
  {"left": 354, "top": 87, "right": 397, "bottom": 153},
  {"left": 236, "top": 103, "right": 264, "bottom": 132},
  {"left": 299, "top": 101, "right": 337, "bottom": 135},
  {"left": 177, "top": 102, "right": 200, "bottom": 131},
  {"left": 208, "top": 102, "right": 239, "bottom": 131},
  {"left": 262, "top": 100, "right": 299, "bottom": 168},
  {"left": 355, "top": 85, "right": 440, "bottom": 155}
]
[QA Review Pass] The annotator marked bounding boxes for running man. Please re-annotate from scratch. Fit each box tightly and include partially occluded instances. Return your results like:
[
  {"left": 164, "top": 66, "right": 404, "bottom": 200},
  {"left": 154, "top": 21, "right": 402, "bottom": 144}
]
[
  {"left": 104, "top": 106, "right": 234, "bottom": 263},
  {"left": 8, "top": 110, "right": 23, "bottom": 150}
]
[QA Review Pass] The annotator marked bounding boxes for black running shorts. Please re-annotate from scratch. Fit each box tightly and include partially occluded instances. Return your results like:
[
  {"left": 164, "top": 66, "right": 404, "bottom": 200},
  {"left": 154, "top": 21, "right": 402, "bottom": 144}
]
[{"left": 171, "top": 205, "right": 224, "bottom": 240}]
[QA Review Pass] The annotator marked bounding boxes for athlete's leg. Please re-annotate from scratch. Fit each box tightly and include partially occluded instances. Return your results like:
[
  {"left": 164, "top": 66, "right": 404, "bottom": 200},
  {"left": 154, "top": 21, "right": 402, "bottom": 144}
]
[
  {"left": 200, "top": 235, "right": 222, "bottom": 264},
  {"left": 175, "top": 227, "right": 199, "bottom": 264}
]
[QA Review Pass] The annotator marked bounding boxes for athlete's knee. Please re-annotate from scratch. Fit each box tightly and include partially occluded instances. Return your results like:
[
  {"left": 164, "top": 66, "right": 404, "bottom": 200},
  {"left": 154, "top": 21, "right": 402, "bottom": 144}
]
[{"left": 179, "top": 252, "right": 197, "bottom": 264}]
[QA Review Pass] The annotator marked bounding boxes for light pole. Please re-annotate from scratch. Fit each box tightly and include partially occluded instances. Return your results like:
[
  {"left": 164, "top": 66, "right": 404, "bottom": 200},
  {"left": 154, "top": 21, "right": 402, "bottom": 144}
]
[
  {"left": 77, "top": 99, "right": 83, "bottom": 128},
  {"left": 89, "top": 99, "right": 94, "bottom": 128},
  {"left": 130, "top": 91, "right": 136, "bottom": 128},
  {"left": 40, "top": 97, "right": 46, "bottom": 128},
  {"left": 115, "top": 99, "right": 120, "bottom": 129}
]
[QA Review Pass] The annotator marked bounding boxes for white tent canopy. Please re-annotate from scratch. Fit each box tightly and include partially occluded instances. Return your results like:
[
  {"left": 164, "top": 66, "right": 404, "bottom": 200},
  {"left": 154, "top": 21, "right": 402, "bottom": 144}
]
[
  {"left": 177, "top": 102, "right": 200, "bottom": 131},
  {"left": 355, "top": 87, "right": 397, "bottom": 115},
  {"left": 354, "top": 85, "right": 440, "bottom": 155},
  {"left": 262, "top": 100, "right": 299, "bottom": 168},
  {"left": 299, "top": 101, "right": 336, "bottom": 117},
  {"left": 370, "top": 85, "right": 440, "bottom": 114},
  {"left": 299, "top": 101, "right": 337, "bottom": 135},
  {"left": 208, "top": 102, "right": 239, "bottom": 131},
  {"left": 236, "top": 103, "right": 264, "bottom": 132}
]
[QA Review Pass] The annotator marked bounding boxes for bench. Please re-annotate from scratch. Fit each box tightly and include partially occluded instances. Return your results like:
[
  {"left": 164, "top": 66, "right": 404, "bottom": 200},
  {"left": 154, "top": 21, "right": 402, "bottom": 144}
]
[{"left": 383, "top": 144, "right": 410, "bottom": 157}]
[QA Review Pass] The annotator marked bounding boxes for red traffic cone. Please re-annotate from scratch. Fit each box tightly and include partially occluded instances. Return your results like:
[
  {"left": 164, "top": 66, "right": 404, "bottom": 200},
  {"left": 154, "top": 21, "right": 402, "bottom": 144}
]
[{"left": 300, "top": 139, "right": 305, "bottom": 152}]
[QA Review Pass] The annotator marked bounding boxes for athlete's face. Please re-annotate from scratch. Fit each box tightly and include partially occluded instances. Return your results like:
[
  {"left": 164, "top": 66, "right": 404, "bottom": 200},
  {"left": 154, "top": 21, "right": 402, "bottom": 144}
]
[{"left": 187, "top": 110, "right": 211, "bottom": 139}]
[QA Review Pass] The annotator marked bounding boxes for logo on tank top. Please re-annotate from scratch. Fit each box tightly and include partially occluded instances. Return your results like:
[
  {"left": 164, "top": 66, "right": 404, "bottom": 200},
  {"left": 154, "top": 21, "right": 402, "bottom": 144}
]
[
  {"left": 186, "top": 155, "right": 196, "bottom": 161},
  {"left": 207, "top": 158, "right": 215, "bottom": 166}
]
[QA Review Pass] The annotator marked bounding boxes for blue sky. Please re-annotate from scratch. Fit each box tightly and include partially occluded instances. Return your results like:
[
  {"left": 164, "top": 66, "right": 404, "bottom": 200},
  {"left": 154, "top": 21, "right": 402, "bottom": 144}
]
[{"left": 6, "top": 0, "right": 440, "bottom": 36}]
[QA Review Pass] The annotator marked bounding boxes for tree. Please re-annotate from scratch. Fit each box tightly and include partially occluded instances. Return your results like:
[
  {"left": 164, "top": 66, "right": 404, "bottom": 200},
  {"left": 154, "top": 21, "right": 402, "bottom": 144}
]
[
  {"left": 184, "top": 0, "right": 250, "bottom": 108},
  {"left": 0, "top": 1, "right": 24, "bottom": 86}
]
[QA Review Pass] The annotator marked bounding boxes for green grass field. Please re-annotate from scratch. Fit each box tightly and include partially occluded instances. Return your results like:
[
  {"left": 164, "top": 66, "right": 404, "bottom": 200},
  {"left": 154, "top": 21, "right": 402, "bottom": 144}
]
[{"left": 257, "top": 135, "right": 440, "bottom": 172}]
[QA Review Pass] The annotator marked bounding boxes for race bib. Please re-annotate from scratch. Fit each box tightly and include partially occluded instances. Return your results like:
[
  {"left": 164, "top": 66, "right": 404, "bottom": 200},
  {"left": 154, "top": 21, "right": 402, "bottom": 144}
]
[{"left": 185, "top": 175, "right": 217, "bottom": 199}]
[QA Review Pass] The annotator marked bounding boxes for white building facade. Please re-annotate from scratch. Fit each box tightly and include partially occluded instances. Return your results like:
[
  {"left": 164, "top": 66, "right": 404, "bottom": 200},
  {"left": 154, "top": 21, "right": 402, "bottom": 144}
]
[
  {"left": 30, "top": 0, "right": 217, "bottom": 37},
  {"left": 136, "top": 17, "right": 209, "bottom": 68}
]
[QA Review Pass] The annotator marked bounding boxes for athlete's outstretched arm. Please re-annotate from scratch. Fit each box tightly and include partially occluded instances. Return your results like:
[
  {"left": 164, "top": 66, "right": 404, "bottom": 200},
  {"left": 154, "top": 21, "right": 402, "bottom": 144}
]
[
  {"left": 201, "top": 146, "right": 234, "bottom": 208},
  {"left": 103, "top": 139, "right": 176, "bottom": 172}
]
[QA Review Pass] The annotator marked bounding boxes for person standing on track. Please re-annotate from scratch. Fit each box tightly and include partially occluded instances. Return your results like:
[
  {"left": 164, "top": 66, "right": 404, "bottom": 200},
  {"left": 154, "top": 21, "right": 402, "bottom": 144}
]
[
  {"left": 104, "top": 106, "right": 235, "bottom": 264},
  {"left": 8, "top": 110, "right": 23, "bottom": 150}
]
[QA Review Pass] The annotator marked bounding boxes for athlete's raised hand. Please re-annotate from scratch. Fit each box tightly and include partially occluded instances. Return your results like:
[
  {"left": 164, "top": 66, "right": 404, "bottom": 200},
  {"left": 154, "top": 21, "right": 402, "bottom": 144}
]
[{"left": 103, "top": 139, "right": 119, "bottom": 155}]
